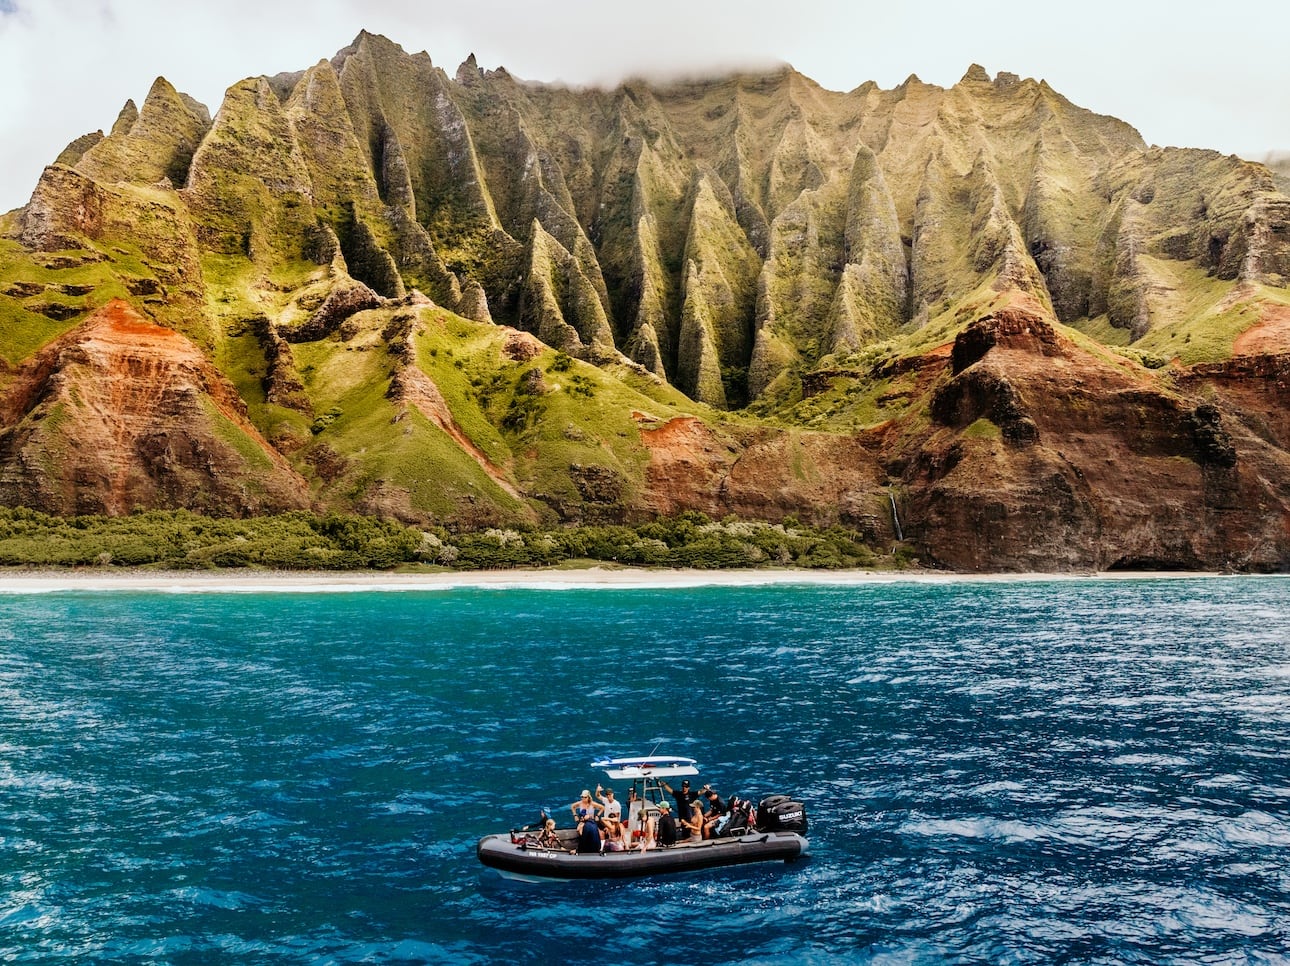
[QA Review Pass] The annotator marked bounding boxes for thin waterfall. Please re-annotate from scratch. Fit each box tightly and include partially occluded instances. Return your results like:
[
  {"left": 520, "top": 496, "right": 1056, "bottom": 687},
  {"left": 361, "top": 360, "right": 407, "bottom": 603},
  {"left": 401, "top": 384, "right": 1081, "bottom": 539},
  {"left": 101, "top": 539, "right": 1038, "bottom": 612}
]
[{"left": 888, "top": 491, "right": 904, "bottom": 542}]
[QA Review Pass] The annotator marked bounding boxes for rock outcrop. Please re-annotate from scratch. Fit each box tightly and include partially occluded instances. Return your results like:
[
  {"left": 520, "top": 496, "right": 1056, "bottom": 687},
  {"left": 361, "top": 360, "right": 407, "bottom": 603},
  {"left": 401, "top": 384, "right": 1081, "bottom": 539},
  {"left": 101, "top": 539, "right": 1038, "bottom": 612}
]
[
  {"left": 0, "top": 300, "right": 309, "bottom": 515},
  {"left": 637, "top": 416, "right": 889, "bottom": 533},
  {"left": 893, "top": 309, "right": 1290, "bottom": 571}
]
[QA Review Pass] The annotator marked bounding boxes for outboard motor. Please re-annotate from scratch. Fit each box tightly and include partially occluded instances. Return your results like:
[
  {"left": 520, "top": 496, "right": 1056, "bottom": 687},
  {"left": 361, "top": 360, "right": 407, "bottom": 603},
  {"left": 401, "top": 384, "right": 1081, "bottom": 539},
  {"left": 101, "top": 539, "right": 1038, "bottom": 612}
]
[{"left": 757, "top": 794, "right": 808, "bottom": 833}]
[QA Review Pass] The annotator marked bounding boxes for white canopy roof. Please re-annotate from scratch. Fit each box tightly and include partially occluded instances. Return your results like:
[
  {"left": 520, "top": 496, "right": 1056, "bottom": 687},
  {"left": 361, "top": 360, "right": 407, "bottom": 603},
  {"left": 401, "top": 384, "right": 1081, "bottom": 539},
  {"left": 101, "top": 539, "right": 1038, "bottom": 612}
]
[{"left": 593, "top": 755, "right": 700, "bottom": 781}]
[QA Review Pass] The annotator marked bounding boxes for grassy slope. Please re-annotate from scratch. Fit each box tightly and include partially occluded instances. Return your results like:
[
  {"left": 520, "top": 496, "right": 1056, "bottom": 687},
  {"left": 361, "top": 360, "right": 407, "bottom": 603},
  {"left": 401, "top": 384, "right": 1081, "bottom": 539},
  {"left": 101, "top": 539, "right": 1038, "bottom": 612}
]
[
  {"left": 1067, "top": 258, "right": 1290, "bottom": 365},
  {"left": 244, "top": 301, "right": 705, "bottom": 523},
  {"left": 0, "top": 236, "right": 157, "bottom": 366},
  {"left": 411, "top": 310, "right": 699, "bottom": 515}
]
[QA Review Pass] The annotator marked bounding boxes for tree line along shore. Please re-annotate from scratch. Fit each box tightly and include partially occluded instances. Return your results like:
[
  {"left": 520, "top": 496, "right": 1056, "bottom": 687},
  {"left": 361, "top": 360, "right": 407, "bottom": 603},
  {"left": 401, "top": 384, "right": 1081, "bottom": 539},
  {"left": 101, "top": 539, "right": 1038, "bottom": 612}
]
[{"left": 0, "top": 507, "right": 911, "bottom": 572}]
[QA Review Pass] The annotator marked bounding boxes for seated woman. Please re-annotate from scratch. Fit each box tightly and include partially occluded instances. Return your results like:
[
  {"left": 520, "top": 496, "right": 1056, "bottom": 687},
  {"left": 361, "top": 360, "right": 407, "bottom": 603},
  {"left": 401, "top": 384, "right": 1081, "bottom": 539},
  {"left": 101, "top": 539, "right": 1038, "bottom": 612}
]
[{"left": 601, "top": 816, "right": 627, "bottom": 852}]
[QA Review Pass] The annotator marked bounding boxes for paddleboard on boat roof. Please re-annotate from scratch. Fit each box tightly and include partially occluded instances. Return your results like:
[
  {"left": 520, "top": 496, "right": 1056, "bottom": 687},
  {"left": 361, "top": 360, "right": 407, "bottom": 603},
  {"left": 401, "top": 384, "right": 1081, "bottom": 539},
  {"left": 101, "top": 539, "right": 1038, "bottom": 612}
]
[{"left": 592, "top": 755, "right": 700, "bottom": 780}]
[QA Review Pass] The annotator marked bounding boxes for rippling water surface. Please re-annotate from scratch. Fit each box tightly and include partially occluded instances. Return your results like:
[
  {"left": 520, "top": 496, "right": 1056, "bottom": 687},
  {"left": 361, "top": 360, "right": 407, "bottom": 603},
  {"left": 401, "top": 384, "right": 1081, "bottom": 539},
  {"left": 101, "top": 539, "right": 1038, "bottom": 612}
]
[{"left": 2, "top": 577, "right": 1289, "bottom": 964}]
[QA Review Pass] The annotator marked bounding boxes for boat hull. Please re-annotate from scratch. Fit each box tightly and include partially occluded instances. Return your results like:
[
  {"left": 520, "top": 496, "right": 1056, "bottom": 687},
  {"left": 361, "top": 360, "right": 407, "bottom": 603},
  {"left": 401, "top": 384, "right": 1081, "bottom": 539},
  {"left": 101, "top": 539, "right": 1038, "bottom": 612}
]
[{"left": 476, "top": 831, "right": 808, "bottom": 880}]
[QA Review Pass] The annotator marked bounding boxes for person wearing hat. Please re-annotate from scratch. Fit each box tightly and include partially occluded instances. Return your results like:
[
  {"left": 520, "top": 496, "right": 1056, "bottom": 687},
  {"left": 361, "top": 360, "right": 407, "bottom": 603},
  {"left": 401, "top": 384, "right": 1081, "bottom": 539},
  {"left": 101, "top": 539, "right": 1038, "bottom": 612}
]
[
  {"left": 595, "top": 784, "right": 621, "bottom": 821},
  {"left": 659, "top": 778, "right": 700, "bottom": 832},
  {"left": 601, "top": 814, "right": 627, "bottom": 852},
  {"left": 656, "top": 800, "right": 678, "bottom": 847},
  {"left": 569, "top": 789, "right": 603, "bottom": 832},
  {"left": 678, "top": 797, "right": 704, "bottom": 841}
]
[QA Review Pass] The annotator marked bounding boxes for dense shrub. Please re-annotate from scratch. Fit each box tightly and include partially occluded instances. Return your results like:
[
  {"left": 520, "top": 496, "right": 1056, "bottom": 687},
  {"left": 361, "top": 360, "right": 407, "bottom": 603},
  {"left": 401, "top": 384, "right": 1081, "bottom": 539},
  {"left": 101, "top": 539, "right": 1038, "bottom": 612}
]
[{"left": 0, "top": 508, "right": 895, "bottom": 572}]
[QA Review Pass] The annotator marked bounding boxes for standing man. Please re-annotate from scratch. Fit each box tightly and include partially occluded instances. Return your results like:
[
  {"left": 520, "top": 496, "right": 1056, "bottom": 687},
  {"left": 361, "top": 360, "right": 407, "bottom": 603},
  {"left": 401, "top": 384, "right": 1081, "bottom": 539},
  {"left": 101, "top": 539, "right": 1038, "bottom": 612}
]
[
  {"left": 595, "top": 784, "right": 621, "bottom": 821},
  {"left": 659, "top": 778, "right": 700, "bottom": 838}
]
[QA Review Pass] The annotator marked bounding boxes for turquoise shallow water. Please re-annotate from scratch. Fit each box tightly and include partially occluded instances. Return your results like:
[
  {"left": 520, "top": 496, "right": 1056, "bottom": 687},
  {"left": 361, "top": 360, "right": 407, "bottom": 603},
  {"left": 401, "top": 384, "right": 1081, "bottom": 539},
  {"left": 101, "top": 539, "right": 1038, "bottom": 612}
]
[{"left": 1, "top": 577, "right": 1289, "bottom": 964}]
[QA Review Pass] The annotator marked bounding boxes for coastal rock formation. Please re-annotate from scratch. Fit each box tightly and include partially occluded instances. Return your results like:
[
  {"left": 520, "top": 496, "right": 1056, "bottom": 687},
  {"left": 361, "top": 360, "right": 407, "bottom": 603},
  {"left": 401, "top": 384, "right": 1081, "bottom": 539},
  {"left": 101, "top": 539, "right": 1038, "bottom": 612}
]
[
  {"left": 894, "top": 307, "right": 1289, "bottom": 570},
  {"left": 0, "top": 300, "right": 309, "bottom": 515},
  {"left": 1, "top": 33, "right": 1289, "bottom": 570},
  {"left": 637, "top": 415, "right": 889, "bottom": 535}
]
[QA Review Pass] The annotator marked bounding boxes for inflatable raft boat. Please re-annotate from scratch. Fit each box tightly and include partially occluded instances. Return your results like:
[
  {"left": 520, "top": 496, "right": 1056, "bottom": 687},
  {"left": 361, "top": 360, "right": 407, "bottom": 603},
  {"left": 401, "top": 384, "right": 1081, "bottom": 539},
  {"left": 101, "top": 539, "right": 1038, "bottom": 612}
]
[{"left": 476, "top": 755, "right": 809, "bottom": 881}]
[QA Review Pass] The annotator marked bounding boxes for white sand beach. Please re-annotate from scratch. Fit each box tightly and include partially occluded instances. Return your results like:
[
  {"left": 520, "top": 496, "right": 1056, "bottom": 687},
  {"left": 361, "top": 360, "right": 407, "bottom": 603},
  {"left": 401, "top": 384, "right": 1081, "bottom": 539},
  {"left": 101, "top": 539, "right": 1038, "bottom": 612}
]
[{"left": 0, "top": 566, "right": 1236, "bottom": 594}]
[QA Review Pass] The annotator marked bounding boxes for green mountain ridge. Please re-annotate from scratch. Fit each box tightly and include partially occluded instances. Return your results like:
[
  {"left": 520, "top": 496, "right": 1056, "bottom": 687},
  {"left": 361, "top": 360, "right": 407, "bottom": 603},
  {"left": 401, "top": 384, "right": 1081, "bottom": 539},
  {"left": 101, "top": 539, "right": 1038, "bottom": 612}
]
[{"left": 2, "top": 31, "right": 1290, "bottom": 570}]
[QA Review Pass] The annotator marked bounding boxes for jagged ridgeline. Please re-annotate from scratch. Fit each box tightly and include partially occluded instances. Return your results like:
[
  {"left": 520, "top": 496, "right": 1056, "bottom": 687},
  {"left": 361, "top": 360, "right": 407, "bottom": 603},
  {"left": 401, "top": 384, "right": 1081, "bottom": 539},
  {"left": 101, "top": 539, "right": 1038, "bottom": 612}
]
[
  {"left": 11, "top": 33, "right": 1290, "bottom": 403},
  {"left": 4, "top": 31, "right": 1290, "bottom": 570}
]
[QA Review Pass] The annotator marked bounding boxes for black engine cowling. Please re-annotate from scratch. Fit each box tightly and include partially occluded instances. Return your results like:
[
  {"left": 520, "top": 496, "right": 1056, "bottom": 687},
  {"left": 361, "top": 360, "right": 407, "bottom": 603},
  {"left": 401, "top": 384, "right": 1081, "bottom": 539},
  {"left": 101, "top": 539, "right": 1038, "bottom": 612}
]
[{"left": 757, "top": 795, "right": 808, "bottom": 833}]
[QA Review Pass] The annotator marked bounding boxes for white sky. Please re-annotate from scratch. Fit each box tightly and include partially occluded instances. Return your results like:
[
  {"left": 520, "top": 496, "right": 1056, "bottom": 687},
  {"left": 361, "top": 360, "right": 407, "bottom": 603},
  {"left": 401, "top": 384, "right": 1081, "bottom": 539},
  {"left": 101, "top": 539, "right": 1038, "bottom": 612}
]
[{"left": 1, "top": 0, "right": 1287, "bottom": 214}]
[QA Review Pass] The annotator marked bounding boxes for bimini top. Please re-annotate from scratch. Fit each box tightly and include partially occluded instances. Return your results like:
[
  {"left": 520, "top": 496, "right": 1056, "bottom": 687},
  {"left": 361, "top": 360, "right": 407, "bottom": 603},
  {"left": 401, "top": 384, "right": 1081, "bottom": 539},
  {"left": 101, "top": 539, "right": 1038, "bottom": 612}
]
[{"left": 592, "top": 755, "right": 700, "bottom": 781}]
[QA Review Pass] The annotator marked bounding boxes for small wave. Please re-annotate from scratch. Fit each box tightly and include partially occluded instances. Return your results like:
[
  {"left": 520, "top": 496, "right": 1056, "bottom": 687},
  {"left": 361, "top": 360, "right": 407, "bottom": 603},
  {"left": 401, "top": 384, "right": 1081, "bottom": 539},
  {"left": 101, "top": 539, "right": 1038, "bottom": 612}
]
[
  {"left": 1109, "top": 754, "right": 1192, "bottom": 767},
  {"left": 165, "top": 886, "right": 265, "bottom": 912},
  {"left": 901, "top": 814, "right": 1052, "bottom": 843},
  {"left": 971, "top": 780, "right": 1028, "bottom": 796},
  {"left": 0, "top": 899, "right": 54, "bottom": 930},
  {"left": 1212, "top": 810, "right": 1290, "bottom": 847}
]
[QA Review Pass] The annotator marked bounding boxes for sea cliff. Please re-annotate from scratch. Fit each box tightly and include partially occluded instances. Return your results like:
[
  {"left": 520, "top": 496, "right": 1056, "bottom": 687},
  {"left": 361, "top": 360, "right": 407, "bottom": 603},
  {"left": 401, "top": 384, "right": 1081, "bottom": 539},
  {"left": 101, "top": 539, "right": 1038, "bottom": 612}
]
[{"left": 2, "top": 33, "right": 1289, "bottom": 570}]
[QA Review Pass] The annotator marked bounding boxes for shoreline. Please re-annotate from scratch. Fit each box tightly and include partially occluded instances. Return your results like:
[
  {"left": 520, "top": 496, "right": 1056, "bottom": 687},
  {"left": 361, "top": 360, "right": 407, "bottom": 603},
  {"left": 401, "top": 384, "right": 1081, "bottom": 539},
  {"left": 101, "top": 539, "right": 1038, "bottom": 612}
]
[{"left": 0, "top": 565, "right": 1261, "bottom": 594}]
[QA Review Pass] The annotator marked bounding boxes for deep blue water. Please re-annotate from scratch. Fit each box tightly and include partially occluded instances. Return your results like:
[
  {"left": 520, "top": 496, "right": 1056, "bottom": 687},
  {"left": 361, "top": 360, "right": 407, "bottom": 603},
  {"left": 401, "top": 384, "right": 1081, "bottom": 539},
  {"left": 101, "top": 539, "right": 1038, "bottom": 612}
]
[{"left": 1, "top": 577, "right": 1289, "bottom": 964}]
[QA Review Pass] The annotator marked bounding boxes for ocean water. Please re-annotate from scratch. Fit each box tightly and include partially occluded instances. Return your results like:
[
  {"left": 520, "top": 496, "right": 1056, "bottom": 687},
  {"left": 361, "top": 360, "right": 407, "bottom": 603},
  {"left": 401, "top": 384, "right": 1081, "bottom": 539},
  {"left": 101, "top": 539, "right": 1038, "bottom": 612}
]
[{"left": 1, "top": 577, "right": 1289, "bottom": 964}]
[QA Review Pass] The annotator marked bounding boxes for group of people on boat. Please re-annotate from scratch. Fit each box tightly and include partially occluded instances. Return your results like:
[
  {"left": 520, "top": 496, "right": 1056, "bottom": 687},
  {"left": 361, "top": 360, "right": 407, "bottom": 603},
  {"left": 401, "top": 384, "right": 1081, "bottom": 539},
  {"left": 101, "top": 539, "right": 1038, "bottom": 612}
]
[
  {"left": 660, "top": 777, "right": 742, "bottom": 841},
  {"left": 542, "top": 778, "right": 746, "bottom": 854},
  {"left": 555, "top": 785, "right": 629, "bottom": 853},
  {"left": 487, "top": 755, "right": 807, "bottom": 878}
]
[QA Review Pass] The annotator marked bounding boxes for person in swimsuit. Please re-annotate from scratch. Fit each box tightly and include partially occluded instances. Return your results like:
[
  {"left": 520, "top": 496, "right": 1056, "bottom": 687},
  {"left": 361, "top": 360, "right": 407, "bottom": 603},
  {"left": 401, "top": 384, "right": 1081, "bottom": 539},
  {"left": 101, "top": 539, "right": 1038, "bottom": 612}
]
[
  {"left": 679, "top": 798, "right": 704, "bottom": 841},
  {"left": 634, "top": 807, "right": 657, "bottom": 851},
  {"left": 602, "top": 816, "right": 626, "bottom": 851}
]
